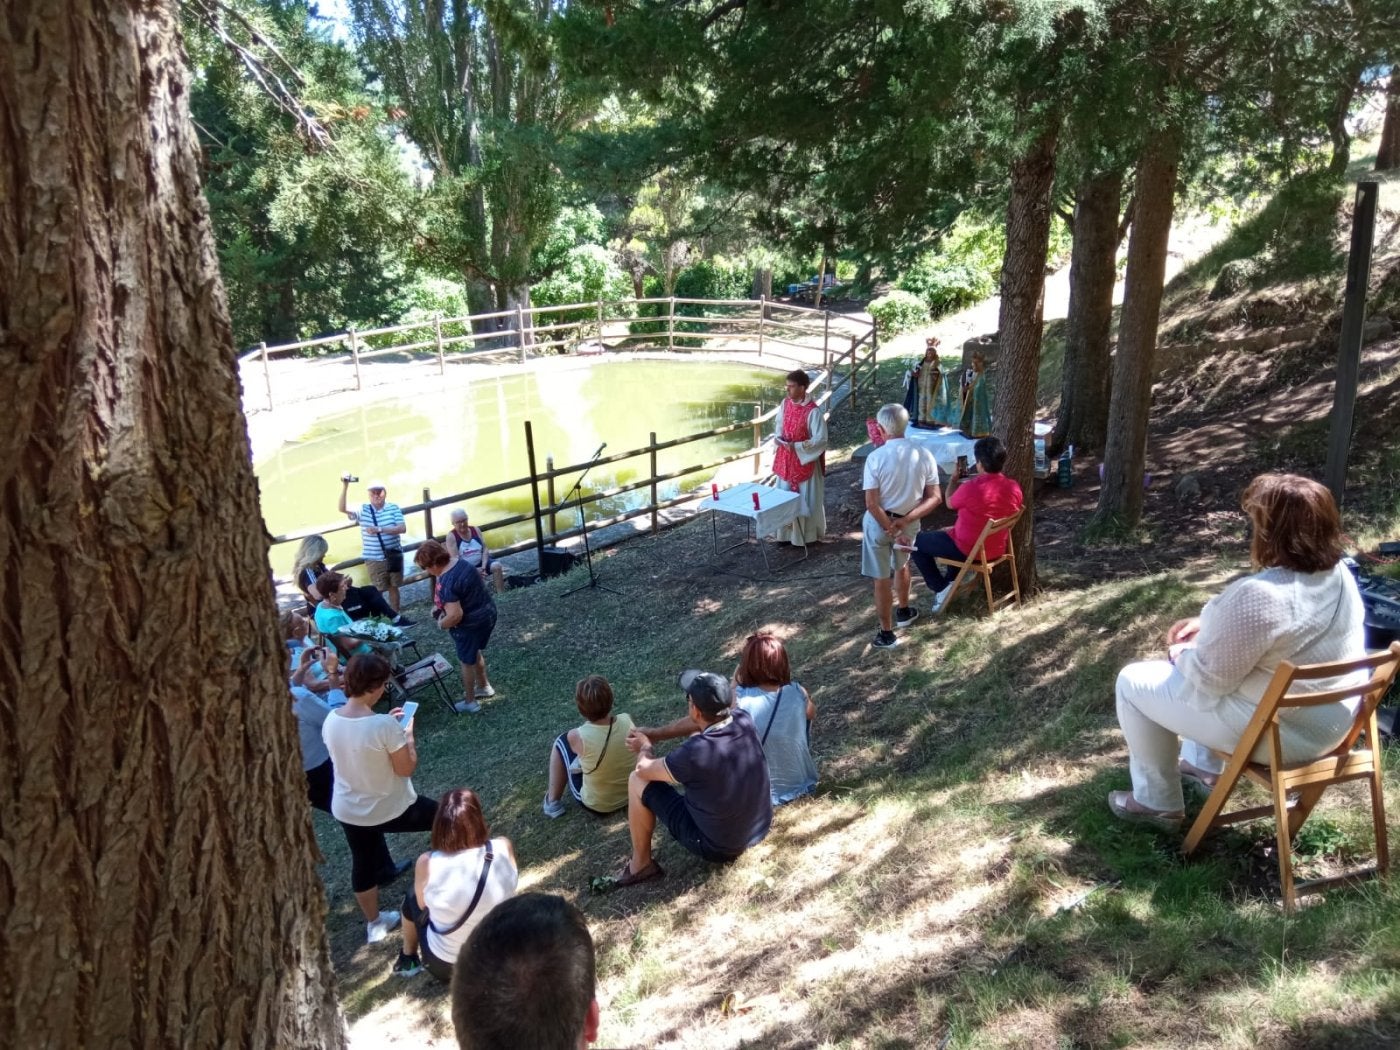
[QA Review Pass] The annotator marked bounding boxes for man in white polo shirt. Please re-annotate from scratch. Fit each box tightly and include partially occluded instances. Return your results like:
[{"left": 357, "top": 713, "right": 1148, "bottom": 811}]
[
  {"left": 862, "top": 403, "right": 942, "bottom": 649},
  {"left": 339, "top": 478, "right": 410, "bottom": 615}
]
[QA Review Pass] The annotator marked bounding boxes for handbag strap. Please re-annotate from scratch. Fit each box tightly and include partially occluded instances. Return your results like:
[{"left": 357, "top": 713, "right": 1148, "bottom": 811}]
[
  {"left": 366, "top": 504, "right": 401, "bottom": 551},
  {"left": 428, "top": 842, "right": 494, "bottom": 937},
  {"left": 761, "top": 685, "right": 788, "bottom": 746},
  {"left": 583, "top": 717, "right": 615, "bottom": 775}
]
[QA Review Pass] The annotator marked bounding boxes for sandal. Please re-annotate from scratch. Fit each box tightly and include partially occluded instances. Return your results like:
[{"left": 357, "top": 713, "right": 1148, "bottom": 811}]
[
  {"left": 1107, "top": 790, "right": 1183, "bottom": 830},
  {"left": 1178, "top": 762, "right": 1219, "bottom": 796},
  {"left": 610, "top": 859, "right": 665, "bottom": 889}
]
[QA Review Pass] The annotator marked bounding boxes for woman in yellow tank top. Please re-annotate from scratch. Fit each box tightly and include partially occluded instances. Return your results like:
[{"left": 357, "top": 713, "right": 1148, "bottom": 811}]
[{"left": 543, "top": 675, "right": 638, "bottom": 816}]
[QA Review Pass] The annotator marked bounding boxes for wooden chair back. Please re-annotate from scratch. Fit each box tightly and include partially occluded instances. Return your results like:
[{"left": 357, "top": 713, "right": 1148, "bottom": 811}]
[
  {"left": 1182, "top": 641, "right": 1400, "bottom": 912},
  {"left": 932, "top": 506, "right": 1024, "bottom": 616}
]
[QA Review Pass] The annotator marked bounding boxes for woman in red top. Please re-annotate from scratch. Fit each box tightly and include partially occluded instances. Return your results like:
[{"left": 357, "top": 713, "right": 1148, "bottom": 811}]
[{"left": 900, "top": 436, "right": 1023, "bottom": 612}]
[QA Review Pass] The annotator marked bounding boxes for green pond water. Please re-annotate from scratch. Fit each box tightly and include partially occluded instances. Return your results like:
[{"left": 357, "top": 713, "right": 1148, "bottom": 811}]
[{"left": 255, "top": 359, "right": 783, "bottom": 575}]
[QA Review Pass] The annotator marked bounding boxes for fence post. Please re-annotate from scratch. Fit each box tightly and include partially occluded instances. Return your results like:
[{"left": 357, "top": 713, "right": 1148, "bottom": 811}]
[
  {"left": 849, "top": 335, "right": 859, "bottom": 416},
  {"left": 525, "top": 421, "right": 546, "bottom": 575},
  {"left": 348, "top": 327, "right": 362, "bottom": 391},
  {"left": 259, "top": 341, "right": 273, "bottom": 411},
  {"left": 516, "top": 304, "right": 527, "bottom": 364},
  {"left": 596, "top": 299, "right": 604, "bottom": 343},
  {"left": 667, "top": 296, "right": 676, "bottom": 352},
  {"left": 546, "top": 455, "right": 558, "bottom": 540},
  {"left": 822, "top": 311, "right": 831, "bottom": 372},
  {"left": 434, "top": 315, "right": 445, "bottom": 375},
  {"left": 422, "top": 486, "right": 434, "bottom": 542},
  {"left": 751, "top": 403, "right": 762, "bottom": 478},
  {"left": 757, "top": 295, "right": 766, "bottom": 357},
  {"left": 649, "top": 432, "right": 659, "bottom": 534}
]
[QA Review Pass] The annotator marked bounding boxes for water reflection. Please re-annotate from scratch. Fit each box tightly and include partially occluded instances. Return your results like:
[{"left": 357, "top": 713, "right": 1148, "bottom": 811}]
[{"left": 255, "top": 359, "right": 781, "bottom": 572}]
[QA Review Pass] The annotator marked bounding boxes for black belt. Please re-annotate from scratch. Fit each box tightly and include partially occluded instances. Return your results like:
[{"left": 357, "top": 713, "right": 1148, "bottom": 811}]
[{"left": 883, "top": 510, "right": 906, "bottom": 518}]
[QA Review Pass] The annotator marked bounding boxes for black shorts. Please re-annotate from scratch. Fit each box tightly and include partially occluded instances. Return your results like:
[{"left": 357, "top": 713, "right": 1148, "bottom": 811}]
[
  {"left": 641, "top": 782, "right": 742, "bottom": 864},
  {"left": 451, "top": 610, "right": 497, "bottom": 665}
]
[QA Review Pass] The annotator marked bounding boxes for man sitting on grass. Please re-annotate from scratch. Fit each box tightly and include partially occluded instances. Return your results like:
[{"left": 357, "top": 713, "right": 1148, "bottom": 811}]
[{"left": 610, "top": 671, "right": 772, "bottom": 887}]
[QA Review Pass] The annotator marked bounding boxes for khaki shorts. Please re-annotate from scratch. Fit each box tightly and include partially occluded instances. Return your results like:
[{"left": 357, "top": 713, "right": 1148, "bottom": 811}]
[
  {"left": 861, "top": 511, "right": 920, "bottom": 579},
  {"left": 365, "top": 558, "right": 403, "bottom": 591}
]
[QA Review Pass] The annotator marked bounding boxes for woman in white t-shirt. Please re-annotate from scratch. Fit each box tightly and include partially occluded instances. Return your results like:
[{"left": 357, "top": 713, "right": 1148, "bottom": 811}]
[
  {"left": 322, "top": 654, "right": 438, "bottom": 945},
  {"left": 732, "top": 632, "right": 818, "bottom": 805},
  {"left": 393, "top": 788, "right": 518, "bottom": 981}
]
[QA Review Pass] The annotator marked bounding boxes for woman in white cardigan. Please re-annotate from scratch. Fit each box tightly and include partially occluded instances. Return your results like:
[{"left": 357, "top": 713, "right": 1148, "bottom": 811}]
[{"left": 1110, "top": 474, "right": 1367, "bottom": 828}]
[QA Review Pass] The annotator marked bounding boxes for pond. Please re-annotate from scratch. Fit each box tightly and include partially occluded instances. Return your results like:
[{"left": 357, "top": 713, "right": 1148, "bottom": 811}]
[{"left": 254, "top": 358, "right": 785, "bottom": 575}]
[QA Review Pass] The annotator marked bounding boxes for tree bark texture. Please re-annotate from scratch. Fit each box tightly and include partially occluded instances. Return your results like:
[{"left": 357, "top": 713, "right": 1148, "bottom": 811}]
[
  {"left": 993, "top": 120, "right": 1060, "bottom": 595},
  {"left": 1327, "top": 59, "right": 1365, "bottom": 176},
  {"left": 1377, "top": 66, "right": 1400, "bottom": 172},
  {"left": 1094, "top": 130, "right": 1181, "bottom": 531},
  {"left": 1050, "top": 170, "right": 1122, "bottom": 457},
  {"left": 0, "top": 4, "right": 346, "bottom": 1048}
]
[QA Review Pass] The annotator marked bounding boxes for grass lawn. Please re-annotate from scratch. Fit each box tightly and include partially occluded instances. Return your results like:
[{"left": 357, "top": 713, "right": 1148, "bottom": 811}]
[{"left": 318, "top": 357, "right": 1400, "bottom": 1049}]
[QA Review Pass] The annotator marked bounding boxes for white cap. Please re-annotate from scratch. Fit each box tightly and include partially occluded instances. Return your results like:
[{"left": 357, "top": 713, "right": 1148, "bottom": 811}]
[{"left": 366, "top": 480, "right": 387, "bottom": 491}]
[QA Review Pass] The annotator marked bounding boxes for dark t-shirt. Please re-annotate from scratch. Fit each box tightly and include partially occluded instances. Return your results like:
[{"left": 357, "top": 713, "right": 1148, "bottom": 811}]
[
  {"left": 436, "top": 559, "right": 495, "bottom": 627},
  {"left": 664, "top": 709, "right": 773, "bottom": 853}
]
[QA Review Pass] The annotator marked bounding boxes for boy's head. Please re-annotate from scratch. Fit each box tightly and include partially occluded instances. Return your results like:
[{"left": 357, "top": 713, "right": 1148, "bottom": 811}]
[{"left": 575, "top": 675, "right": 614, "bottom": 721}]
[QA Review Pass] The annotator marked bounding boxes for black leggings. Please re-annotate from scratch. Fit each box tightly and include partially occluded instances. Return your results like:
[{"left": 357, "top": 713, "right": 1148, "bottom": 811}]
[{"left": 340, "top": 795, "right": 438, "bottom": 892}]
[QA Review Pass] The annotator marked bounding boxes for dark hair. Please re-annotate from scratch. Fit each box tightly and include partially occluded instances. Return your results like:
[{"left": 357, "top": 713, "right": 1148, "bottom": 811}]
[
  {"left": 432, "top": 788, "right": 490, "bottom": 854},
  {"left": 344, "top": 653, "right": 393, "bottom": 698},
  {"left": 973, "top": 436, "right": 1007, "bottom": 474},
  {"left": 734, "top": 632, "right": 791, "bottom": 687},
  {"left": 452, "top": 893, "right": 596, "bottom": 1050},
  {"left": 574, "top": 675, "right": 614, "bottom": 721},
  {"left": 415, "top": 538, "right": 452, "bottom": 570},
  {"left": 785, "top": 369, "right": 810, "bottom": 388},
  {"left": 1241, "top": 473, "right": 1343, "bottom": 573},
  {"left": 314, "top": 570, "right": 348, "bottom": 599}
]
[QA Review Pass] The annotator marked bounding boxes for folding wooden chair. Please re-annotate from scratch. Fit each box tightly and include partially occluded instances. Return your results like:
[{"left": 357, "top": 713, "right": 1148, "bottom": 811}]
[
  {"left": 932, "top": 507, "right": 1023, "bottom": 616},
  {"left": 1182, "top": 642, "right": 1400, "bottom": 912}
]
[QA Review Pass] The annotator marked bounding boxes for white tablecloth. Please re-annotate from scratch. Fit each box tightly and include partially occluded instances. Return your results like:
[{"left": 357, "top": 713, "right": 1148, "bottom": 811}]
[
  {"left": 904, "top": 422, "right": 1054, "bottom": 472},
  {"left": 706, "top": 482, "right": 801, "bottom": 535}
]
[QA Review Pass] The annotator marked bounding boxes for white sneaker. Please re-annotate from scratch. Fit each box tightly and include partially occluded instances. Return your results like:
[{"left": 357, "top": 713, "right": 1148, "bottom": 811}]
[
  {"left": 542, "top": 795, "right": 567, "bottom": 819},
  {"left": 930, "top": 585, "right": 953, "bottom": 614},
  {"left": 454, "top": 698, "right": 482, "bottom": 714},
  {"left": 366, "top": 910, "right": 402, "bottom": 944},
  {"left": 474, "top": 685, "right": 496, "bottom": 699}
]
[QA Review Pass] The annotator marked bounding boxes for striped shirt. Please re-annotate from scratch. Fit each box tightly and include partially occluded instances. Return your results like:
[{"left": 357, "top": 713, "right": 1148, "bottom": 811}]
[{"left": 351, "top": 501, "right": 405, "bottom": 560}]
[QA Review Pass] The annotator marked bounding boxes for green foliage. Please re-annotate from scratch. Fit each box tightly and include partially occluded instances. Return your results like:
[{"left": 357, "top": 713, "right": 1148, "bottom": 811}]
[
  {"left": 868, "top": 290, "right": 929, "bottom": 337},
  {"left": 185, "top": 1, "right": 415, "bottom": 348},
  {"left": 672, "top": 260, "right": 749, "bottom": 303},
  {"left": 897, "top": 216, "right": 1006, "bottom": 317}
]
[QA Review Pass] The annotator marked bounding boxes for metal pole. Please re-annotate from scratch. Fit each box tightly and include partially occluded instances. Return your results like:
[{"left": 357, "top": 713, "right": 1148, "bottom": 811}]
[
  {"left": 757, "top": 295, "right": 766, "bottom": 357},
  {"left": 434, "top": 315, "right": 445, "bottom": 375},
  {"left": 546, "top": 455, "right": 558, "bottom": 540},
  {"left": 822, "top": 311, "right": 831, "bottom": 371},
  {"left": 849, "top": 335, "right": 859, "bottom": 416},
  {"left": 348, "top": 327, "right": 362, "bottom": 391},
  {"left": 649, "top": 432, "right": 659, "bottom": 534},
  {"left": 525, "top": 421, "right": 547, "bottom": 575},
  {"left": 259, "top": 341, "right": 273, "bottom": 411},
  {"left": 1325, "top": 181, "right": 1378, "bottom": 506}
]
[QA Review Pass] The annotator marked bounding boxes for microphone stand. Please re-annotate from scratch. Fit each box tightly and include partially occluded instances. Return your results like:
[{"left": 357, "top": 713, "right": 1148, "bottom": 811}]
[{"left": 561, "top": 443, "right": 622, "bottom": 597}]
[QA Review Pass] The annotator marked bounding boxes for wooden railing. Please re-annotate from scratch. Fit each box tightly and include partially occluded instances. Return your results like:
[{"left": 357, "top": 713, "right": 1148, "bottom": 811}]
[
  {"left": 238, "top": 295, "right": 874, "bottom": 413},
  {"left": 269, "top": 367, "right": 874, "bottom": 585},
  {"left": 258, "top": 296, "right": 880, "bottom": 585}
]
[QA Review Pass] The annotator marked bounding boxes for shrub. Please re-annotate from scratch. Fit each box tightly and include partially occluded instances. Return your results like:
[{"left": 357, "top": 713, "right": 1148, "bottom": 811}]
[
  {"left": 897, "top": 216, "right": 1004, "bottom": 316},
  {"left": 868, "top": 290, "right": 928, "bottom": 336}
]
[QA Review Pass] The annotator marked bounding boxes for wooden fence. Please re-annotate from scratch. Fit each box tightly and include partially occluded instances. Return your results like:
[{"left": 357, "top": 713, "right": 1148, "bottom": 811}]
[{"left": 258, "top": 296, "right": 880, "bottom": 584}]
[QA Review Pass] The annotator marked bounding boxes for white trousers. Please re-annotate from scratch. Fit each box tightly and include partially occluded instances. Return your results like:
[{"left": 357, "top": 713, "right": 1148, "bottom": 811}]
[{"left": 1115, "top": 660, "right": 1356, "bottom": 812}]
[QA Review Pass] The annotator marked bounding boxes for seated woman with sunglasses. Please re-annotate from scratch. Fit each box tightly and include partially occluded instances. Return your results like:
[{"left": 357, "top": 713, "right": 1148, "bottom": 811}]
[{"left": 542, "top": 675, "right": 637, "bottom": 818}]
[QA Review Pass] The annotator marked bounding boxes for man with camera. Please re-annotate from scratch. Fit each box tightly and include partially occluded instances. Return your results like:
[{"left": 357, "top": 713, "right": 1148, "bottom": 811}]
[{"left": 339, "top": 475, "right": 410, "bottom": 617}]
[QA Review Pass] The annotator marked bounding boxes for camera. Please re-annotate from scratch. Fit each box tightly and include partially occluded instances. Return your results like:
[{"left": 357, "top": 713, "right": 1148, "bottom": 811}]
[{"left": 341, "top": 473, "right": 359, "bottom": 483}]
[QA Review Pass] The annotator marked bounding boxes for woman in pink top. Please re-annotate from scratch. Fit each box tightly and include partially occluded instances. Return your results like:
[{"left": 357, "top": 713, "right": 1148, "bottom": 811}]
[{"left": 901, "top": 436, "right": 1023, "bottom": 613}]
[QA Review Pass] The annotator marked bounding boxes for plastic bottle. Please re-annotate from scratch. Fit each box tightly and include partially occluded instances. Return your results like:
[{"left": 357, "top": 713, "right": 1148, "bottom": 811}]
[
  {"left": 1033, "top": 438, "right": 1048, "bottom": 476},
  {"left": 1058, "top": 445, "right": 1074, "bottom": 488}
]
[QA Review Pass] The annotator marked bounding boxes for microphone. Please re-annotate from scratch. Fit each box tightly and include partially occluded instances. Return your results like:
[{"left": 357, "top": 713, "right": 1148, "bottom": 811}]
[{"left": 593, "top": 442, "right": 607, "bottom": 459}]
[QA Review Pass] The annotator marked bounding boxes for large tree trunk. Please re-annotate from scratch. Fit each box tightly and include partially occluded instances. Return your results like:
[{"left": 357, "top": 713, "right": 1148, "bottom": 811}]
[
  {"left": 0, "top": 4, "right": 345, "bottom": 1048},
  {"left": 1377, "top": 66, "right": 1400, "bottom": 172},
  {"left": 1093, "top": 131, "right": 1181, "bottom": 530},
  {"left": 1327, "top": 59, "right": 1365, "bottom": 176},
  {"left": 1050, "top": 170, "right": 1123, "bottom": 457},
  {"left": 993, "top": 120, "right": 1060, "bottom": 595}
]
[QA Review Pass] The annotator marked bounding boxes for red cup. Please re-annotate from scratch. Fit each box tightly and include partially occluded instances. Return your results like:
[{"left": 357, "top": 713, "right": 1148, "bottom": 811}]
[
  {"left": 711, "top": 484, "right": 719, "bottom": 500},
  {"left": 752, "top": 491, "right": 761, "bottom": 510}
]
